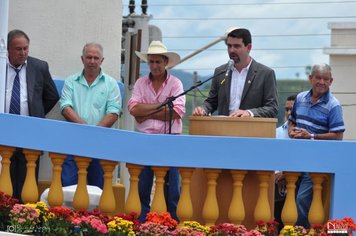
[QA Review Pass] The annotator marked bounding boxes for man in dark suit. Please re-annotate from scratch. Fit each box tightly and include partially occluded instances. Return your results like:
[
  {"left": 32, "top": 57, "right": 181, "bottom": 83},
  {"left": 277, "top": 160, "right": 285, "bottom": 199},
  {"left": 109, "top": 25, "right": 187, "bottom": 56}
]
[
  {"left": 193, "top": 28, "right": 278, "bottom": 118},
  {"left": 5, "top": 29, "right": 59, "bottom": 201}
]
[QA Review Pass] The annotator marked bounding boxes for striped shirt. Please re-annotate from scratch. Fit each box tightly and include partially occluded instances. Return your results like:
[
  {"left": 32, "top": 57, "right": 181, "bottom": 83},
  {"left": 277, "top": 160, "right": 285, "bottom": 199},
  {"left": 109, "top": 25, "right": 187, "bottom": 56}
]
[{"left": 289, "top": 90, "right": 345, "bottom": 134}]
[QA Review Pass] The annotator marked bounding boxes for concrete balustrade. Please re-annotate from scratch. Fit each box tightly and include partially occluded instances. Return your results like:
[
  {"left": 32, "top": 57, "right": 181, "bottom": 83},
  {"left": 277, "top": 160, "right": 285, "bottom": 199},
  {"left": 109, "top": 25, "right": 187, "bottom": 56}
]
[
  {"left": 0, "top": 113, "right": 355, "bottom": 229},
  {"left": 309, "top": 173, "right": 326, "bottom": 225},
  {"left": 281, "top": 172, "right": 300, "bottom": 225},
  {"left": 228, "top": 170, "right": 247, "bottom": 225},
  {"left": 202, "top": 169, "right": 221, "bottom": 226},
  {"left": 151, "top": 166, "right": 169, "bottom": 214},
  {"left": 0, "top": 145, "right": 15, "bottom": 195},
  {"left": 254, "top": 171, "right": 273, "bottom": 222},
  {"left": 21, "top": 149, "right": 41, "bottom": 203},
  {"left": 73, "top": 156, "right": 91, "bottom": 210},
  {"left": 0, "top": 144, "right": 336, "bottom": 229},
  {"left": 47, "top": 153, "right": 66, "bottom": 207},
  {"left": 177, "top": 167, "right": 194, "bottom": 226},
  {"left": 99, "top": 160, "right": 118, "bottom": 215},
  {"left": 125, "top": 163, "right": 143, "bottom": 215}
]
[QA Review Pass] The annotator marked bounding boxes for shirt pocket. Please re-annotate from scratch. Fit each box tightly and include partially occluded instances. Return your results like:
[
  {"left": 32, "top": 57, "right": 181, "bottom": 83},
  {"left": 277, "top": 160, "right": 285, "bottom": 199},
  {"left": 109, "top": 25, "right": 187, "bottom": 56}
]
[
  {"left": 158, "top": 88, "right": 175, "bottom": 103},
  {"left": 93, "top": 90, "right": 107, "bottom": 109}
]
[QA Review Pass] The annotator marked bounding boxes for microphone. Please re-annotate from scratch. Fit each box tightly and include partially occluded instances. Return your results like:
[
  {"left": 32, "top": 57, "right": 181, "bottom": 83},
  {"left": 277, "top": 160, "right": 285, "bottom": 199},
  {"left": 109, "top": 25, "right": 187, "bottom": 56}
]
[
  {"left": 225, "top": 59, "right": 235, "bottom": 77},
  {"left": 221, "top": 59, "right": 235, "bottom": 85}
]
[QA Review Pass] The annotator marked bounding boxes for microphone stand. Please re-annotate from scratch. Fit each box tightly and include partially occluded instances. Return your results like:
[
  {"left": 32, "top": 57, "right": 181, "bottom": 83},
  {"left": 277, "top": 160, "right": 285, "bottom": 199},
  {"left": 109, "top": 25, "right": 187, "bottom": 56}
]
[{"left": 158, "top": 69, "right": 226, "bottom": 134}]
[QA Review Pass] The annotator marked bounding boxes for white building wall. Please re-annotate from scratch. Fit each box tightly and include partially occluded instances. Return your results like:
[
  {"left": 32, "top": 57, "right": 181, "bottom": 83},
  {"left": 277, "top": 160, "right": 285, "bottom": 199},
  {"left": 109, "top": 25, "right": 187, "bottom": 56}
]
[
  {"left": 9, "top": 0, "right": 122, "bottom": 80},
  {"left": 324, "top": 22, "right": 356, "bottom": 140},
  {"left": 8, "top": 0, "right": 123, "bottom": 181}
]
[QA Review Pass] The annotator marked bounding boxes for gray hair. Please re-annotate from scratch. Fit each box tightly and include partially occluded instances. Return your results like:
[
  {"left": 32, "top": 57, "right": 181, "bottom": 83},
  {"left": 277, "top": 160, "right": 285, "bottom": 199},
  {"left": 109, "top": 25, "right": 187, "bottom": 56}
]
[
  {"left": 311, "top": 63, "right": 332, "bottom": 76},
  {"left": 82, "top": 42, "right": 103, "bottom": 58}
]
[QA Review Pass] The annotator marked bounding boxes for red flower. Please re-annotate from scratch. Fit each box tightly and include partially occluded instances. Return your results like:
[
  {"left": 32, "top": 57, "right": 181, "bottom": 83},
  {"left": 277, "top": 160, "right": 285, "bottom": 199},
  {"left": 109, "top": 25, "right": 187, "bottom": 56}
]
[
  {"left": 0, "top": 191, "right": 18, "bottom": 210},
  {"left": 115, "top": 211, "right": 138, "bottom": 221},
  {"left": 256, "top": 220, "right": 265, "bottom": 227},
  {"left": 88, "top": 208, "right": 103, "bottom": 217},
  {"left": 49, "top": 206, "right": 74, "bottom": 220},
  {"left": 145, "top": 212, "right": 177, "bottom": 229},
  {"left": 255, "top": 220, "right": 279, "bottom": 236},
  {"left": 327, "top": 217, "right": 356, "bottom": 232},
  {"left": 74, "top": 208, "right": 109, "bottom": 223},
  {"left": 0, "top": 191, "right": 19, "bottom": 229},
  {"left": 210, "top": 223, "right": 248, "bottom": 235},
  {"left": 341, "top": 217, "right": 356, "bottom": 230}
]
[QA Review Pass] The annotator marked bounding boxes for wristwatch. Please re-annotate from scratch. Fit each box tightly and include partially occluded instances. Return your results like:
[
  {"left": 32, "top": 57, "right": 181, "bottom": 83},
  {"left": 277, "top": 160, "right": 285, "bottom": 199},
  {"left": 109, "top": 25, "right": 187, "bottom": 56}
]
[{"left": 310, "top": 133, "right": 315, "bottom": 140}]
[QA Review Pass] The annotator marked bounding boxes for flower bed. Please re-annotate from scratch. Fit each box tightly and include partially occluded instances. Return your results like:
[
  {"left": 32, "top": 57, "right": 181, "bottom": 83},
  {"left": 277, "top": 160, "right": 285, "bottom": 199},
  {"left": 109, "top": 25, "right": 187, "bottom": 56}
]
[{"left": 1, "top": 191, "right": 355, "bottom": 235}]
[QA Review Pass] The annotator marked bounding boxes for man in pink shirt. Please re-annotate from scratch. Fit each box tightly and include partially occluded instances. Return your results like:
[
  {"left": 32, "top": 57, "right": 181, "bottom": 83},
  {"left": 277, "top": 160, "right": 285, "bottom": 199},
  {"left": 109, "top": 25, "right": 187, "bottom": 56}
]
[{"left": 128, "top": 41, "right": 185, "bottom": 222}]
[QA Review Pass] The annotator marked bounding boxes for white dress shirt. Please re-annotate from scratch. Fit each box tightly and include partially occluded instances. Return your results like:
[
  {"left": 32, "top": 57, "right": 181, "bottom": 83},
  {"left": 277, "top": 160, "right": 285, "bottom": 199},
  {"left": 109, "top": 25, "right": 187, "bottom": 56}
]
[{"left": 229, "top": 60, "right": 252, "bottom": 113}]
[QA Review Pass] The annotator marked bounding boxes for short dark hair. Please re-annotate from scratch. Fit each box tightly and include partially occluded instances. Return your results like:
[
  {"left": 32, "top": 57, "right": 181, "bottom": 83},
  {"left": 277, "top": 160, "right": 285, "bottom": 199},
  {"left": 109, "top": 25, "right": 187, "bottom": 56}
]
[
  {"left": 226, "top": 28, "right": 252, "bottom": 46},
  {"left": 7, "top": 29, "right": 30, "bottom": 49},
  {"left": 287, "top": 94, "right": 297, "bottom": 101}
]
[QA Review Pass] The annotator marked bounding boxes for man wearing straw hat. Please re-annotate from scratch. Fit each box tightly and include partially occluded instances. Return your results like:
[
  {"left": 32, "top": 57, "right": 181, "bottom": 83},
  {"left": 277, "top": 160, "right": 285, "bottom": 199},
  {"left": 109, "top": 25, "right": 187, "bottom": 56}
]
[{"left": 128, "top": 41, "right": 186, "bottom": 222}]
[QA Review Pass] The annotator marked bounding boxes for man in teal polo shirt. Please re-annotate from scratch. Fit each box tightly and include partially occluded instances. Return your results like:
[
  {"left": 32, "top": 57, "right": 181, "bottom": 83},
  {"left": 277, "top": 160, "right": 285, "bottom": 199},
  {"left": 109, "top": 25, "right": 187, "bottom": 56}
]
[{"left": 59, "top": 42, "right": 122, "bottom": 188}]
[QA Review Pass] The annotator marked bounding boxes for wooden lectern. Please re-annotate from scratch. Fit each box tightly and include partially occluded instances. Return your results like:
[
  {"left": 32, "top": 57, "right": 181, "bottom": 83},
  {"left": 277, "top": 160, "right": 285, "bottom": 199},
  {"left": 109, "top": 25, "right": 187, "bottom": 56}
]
[
  {"left": 189, "top": 116, "right": 277, "bottom": 229},
  {"left": 189, "top": 116, "right": 277, "bottom": 138}
]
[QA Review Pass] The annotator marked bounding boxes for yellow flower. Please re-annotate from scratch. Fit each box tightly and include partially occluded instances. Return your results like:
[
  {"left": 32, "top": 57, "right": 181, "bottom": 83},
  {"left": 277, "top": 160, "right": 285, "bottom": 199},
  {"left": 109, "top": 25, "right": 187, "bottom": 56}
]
[
  {"left": 25, "top": 201, "right": 49, "bottom": 216},
  {"left": 281, "top": 225, "right": 297, "bottom": 236},
  {"left": 107, "top": 216, "right": 134, "bottom": 233},
  {"left": 47, "top": 212, "right": 55, "bottom": 219},
  {"left": 36, "top": 201, "right": 48, "bottom": 210},
  {"left": 25, "top": 203, "right": 37, "bottom": 208},
  {"left": 183, "top": 221, "right": 210, "bottom": 233}
]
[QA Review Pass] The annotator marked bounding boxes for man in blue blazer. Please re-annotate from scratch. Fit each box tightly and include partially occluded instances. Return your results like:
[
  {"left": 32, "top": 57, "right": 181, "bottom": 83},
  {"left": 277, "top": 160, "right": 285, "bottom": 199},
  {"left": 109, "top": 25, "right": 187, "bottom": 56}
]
[
  {"left": 6, "top": 29, "right": 59, "bottom": 201},
  {"left": 193, "top": 28, "right": 278, "bottom": 118}
]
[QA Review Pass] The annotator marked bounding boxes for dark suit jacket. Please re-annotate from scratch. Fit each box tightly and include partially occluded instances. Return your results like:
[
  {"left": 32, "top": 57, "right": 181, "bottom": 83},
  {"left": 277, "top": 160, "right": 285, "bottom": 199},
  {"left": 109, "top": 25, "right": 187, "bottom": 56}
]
[
  {"left": 26, "top": 56, "right": 59, "bottom": 117},
  {"left": 9, "top": 56, "right": 59, "bottom": 201},
  {"left": 202, "top": 59, "right": 278, "bottom": 118}
]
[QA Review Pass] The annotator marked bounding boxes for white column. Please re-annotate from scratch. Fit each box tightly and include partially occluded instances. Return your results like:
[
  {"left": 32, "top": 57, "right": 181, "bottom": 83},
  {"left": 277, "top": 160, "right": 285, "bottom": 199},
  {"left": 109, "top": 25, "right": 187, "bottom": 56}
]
[
  {"left": 323, "top": 22, "right": 356, "bottom": 140},
  {"left": 0, "top": 0, "right": 9, "bottom": 113}
]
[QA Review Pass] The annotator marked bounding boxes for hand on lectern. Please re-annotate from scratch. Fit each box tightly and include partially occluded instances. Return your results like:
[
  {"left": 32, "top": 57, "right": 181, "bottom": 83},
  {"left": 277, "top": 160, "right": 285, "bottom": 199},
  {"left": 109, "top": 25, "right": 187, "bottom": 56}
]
[
  {"left": 229, "top": 109, "right": 252, "bottom": 117},
  {"left": 192, "top": 106, "right": 207, "bottom": 116}
]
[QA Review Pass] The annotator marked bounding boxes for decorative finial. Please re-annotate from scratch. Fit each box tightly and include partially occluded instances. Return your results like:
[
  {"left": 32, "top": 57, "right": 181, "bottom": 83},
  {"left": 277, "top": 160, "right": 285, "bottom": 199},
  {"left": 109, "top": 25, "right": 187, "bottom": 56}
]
[
  {"left": 141, "top": 0, "right": 148, "bottom": 15},
  {"left": 129, "top": 0, "right": 135, "bottom": 15}
]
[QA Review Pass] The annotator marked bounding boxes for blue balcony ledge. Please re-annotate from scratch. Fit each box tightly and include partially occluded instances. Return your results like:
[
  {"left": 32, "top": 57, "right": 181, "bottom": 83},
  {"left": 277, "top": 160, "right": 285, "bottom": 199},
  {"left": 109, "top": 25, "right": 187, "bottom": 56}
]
[{"left": 1, "top": 113, "right": 356, "bottom": 221}]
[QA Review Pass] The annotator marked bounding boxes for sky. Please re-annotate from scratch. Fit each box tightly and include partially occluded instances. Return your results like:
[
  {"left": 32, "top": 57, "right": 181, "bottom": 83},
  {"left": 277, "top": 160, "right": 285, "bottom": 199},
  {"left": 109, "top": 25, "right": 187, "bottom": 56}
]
[{"left": 122, "top": 0, "right": 356, "bottom": 80}]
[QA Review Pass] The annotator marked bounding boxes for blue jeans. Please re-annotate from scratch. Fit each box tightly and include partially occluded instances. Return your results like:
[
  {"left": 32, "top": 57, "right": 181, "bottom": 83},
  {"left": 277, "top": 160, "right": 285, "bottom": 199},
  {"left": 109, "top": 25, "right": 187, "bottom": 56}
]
[
  {"left": 138, "top": 166, "right": 180, "bottom": 222},
  {"left": 61, "top": 155, "right": 104, "bottom": 189},
  {"left": 296, "top": 172, "right": 313, "bottom": 229}
]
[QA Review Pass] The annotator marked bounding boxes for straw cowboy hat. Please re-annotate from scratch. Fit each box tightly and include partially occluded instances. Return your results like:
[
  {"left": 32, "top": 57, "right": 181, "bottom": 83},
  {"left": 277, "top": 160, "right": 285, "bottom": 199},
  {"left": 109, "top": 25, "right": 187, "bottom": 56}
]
[{"left": 135, "top": 41, "right": 180, "bottom": 69}]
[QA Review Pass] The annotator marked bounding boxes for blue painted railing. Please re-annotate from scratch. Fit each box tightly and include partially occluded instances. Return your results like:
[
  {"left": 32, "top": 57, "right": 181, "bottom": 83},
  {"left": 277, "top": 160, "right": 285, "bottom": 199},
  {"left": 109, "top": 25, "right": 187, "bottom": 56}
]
[{"left": 0, "top": 113, "right": 355, "bottom": 220}]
